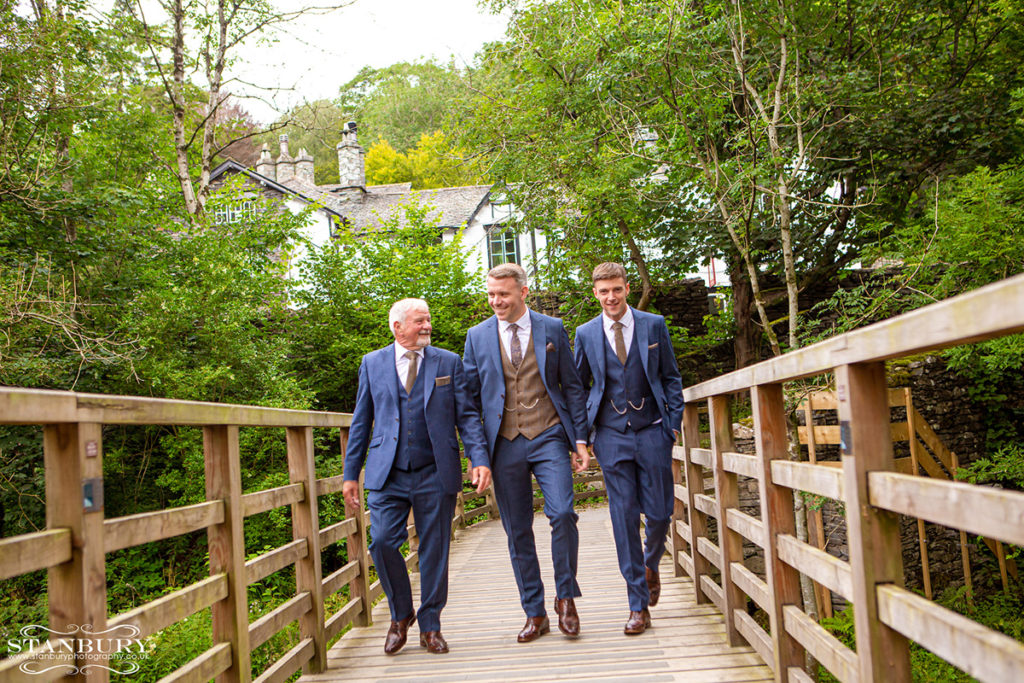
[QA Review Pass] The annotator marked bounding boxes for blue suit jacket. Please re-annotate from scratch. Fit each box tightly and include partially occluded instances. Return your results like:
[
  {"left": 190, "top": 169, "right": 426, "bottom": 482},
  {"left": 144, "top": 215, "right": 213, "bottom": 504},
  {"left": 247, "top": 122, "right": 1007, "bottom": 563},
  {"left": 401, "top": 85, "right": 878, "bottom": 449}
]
[
  {"left": 343, "top": 344, "right": 489, "bottom": 494},
  {"left": 463, "top": 310, "right": 589, "bottom": 453},
  {"left": 574, "top": 307, "right": 685, "bottom": 441}
]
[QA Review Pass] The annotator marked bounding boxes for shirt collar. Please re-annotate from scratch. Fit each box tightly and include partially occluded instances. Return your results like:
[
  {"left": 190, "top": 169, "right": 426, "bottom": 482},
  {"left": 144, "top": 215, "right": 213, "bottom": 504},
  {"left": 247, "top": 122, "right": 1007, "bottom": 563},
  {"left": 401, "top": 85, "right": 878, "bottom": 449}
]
[
  {"left": 498, "top": 308, "right": 532, "bottom": 333},
  {"left": 394, "top": 342, "right": 425, "bottom": 362},
  {"left": 602, "top": 307, "right": 634, "bottom": 333}
]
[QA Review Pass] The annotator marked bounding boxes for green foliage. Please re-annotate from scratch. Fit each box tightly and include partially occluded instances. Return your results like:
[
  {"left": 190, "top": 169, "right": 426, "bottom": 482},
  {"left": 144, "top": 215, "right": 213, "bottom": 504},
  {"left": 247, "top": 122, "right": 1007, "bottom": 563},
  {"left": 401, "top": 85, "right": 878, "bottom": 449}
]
[
  {"left": 883, "top": 162, "right": 1024, "bottom": 300},
  {"left": 365, "top": 132, "right": 487, "bottom": 190},
  {"left": 338, "top": 60, "right": 470, "bottom": 153},
  {"left": 819, "top": 588, "right": 1024, "bottom": 683},
  {"left": 292, "top": 200, "right": 489, "bottom": 410},
  {"left": 958, "top": 444, "right": 1024, "bottom": 491}
]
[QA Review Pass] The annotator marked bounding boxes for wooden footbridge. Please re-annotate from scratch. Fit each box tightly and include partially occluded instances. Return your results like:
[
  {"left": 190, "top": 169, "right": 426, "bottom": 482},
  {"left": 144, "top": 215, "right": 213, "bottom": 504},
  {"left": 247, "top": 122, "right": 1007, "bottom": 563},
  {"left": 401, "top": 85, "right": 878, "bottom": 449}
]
[{"left": 2, "top": 273, "right": 1024, "bottom": 683}]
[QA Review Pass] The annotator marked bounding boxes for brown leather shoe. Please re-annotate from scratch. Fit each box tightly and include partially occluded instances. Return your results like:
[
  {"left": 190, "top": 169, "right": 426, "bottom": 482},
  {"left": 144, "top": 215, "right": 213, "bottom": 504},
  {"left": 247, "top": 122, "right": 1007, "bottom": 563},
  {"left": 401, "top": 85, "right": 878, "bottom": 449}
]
[
  {"left": 646, "top": 566, "right": 661, "bottom": 607},
  {"left": 419, "top": 631, "right": 449, "bottom": 654},
  {"left": 384, "top": 613, "right": 416, "bottom": 654},
  {"left": 624, "top": 608, "right": 652, "bottom": 635},
  {"left": 517, "top": 616, "right": 550, "bottom": 643},
  {"left": 554, "top": 598, "right": 580, "bottom": 638}
]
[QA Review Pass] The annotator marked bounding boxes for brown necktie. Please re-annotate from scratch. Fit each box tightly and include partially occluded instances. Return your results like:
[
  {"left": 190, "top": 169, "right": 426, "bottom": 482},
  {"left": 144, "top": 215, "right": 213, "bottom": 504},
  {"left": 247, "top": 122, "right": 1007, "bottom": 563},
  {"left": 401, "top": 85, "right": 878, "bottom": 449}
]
[
  {"left": 508, "top": 323, "right": 523, "bottom": 368},
  {"left": 404, "top": 350, "right": 418, "bottom": 394},
  {"left": 612, "top": 322, "right": 627, "bottom": 364}
]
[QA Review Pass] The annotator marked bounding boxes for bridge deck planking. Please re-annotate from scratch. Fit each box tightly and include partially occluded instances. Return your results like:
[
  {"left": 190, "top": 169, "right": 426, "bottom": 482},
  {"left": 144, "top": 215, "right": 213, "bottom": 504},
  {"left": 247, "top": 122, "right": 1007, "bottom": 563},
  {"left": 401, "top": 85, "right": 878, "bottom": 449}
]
[{"left": 303, "top": 507, "right": 772, "bottom": 682}]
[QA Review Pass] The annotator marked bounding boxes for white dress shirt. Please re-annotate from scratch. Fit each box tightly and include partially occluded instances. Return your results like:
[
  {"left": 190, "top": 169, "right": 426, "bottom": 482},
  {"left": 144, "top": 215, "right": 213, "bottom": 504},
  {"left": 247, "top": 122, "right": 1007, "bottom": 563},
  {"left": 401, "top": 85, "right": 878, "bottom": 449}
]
[
  {"left": 394, "top": 343, "right": 425, "bottom": 389},
  {"left": 498, "top": 308, "right": 532, "bottom": 361},
  {"left": 602, "top": 307, "right": 635, "bottom": 357}
]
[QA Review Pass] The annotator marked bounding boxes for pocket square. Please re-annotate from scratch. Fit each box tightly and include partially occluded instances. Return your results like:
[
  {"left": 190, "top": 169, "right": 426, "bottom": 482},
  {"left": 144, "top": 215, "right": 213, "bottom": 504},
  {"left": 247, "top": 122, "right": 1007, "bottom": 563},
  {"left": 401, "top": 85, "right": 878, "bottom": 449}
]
[
  {"left": 435, "top": 375, "right": 451, "bottom": 386},
  {"left": 648, "top": 342, "right": 659, "bottom": 349},
  {"left": 546, "top": 342, "right": 556, "bottom": 352}
]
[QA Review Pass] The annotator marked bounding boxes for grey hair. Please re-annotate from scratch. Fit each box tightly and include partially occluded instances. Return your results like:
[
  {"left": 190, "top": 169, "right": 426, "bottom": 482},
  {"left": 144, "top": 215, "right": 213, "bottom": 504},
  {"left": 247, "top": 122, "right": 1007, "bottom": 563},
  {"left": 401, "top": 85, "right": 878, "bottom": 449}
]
[
  {"left": 388, "top": 298, "right": 429, "bottom": 334},
  {"left": 487, "top": 262, "right": 528, "bottom": 288}
]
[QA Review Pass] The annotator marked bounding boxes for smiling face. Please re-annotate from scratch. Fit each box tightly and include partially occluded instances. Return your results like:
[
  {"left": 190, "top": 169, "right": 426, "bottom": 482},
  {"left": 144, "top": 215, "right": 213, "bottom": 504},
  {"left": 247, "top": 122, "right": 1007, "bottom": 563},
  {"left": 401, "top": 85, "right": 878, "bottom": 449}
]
[
  {"left": 593, "top": 277, "right": 630, "bottom": 320},
  {"left": 486, "top": 275, "right": 529, "bottom": 322},
  {"left": 393, "top": 305, "right": 432, "bottom": 350}
]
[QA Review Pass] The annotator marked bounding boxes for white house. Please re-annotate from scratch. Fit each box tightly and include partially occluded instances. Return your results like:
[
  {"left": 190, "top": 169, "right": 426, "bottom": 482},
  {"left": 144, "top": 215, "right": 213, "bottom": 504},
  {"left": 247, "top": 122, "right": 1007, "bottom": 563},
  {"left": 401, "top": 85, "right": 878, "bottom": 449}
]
[{"left": 209, "top": 122, "right": 546, "bottom": 282}]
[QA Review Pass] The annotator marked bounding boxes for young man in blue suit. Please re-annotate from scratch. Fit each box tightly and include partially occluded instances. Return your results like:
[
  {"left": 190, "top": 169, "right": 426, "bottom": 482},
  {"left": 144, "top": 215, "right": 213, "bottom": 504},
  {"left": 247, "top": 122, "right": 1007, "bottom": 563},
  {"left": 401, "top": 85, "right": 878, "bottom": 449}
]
[
  {"left": 342, "top": 298, "right": 491, "bottom": 655},
  {"left": 463, "top": 263, "right": 590, "bottom": 643},
  {"left": 574, "top": 262, "right": 684, "bottom": 635}
]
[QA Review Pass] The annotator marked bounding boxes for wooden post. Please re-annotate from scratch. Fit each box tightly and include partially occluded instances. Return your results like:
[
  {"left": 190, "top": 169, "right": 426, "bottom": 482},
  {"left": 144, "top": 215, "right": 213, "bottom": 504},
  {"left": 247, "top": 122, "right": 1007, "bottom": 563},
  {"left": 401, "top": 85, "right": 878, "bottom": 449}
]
[
  {"left": 681, "top": 403, "right": 711, "bottom": 604},
  {"left": 950, "top": 452, "right": 974, "bottom": 602},
  {"left": 204, "top": 425, "right": 251, "bottom": 683},
  {"left": 752, "top": 384, "right": 806, "bottom": 682},
  {"left": 345, "top": 446, "right": 373, "bottom": 628},
  {"left": 45, "top": 422, "right": 108, "bottom": 683},
  {"left": 407, "top": 509, "right": 420, "bottom": 572},
  {"left": 803, "top": 395, "right": 833, "bottom": 618},
  {"left": 904, "top": 389, "right": 933, "bottom": 599},
  {"left": 287, "top": 426, "right": 326, "bottom": 673},
  {"left": 485, "top": 482, "right": 500, "bottom": 521},
  {"left": 453, "top": 490, "right": 465, "bottom": 538},
  {"left": 835, "top": 363, "right": 911, "bottom": 683},
  {"left": 709, "top": 395, "right": 745, "bottom": 645},
  {"left": 670, "top": 430, "right": 686, "bottom": 578}
]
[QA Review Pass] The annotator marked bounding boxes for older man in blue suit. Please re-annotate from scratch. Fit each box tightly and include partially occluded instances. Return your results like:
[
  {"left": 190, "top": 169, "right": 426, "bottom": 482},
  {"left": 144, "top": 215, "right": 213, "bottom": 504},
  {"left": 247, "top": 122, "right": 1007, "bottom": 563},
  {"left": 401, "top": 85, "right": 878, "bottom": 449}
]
[
  {"left": 574, "top": 262, "right": 684, "bottom": 635},
  {"left": 463, "top": 263, "right": 590, "bottom": 643},
  {"left": 342, "top": 298, "right": 491, "bottom": 655}
]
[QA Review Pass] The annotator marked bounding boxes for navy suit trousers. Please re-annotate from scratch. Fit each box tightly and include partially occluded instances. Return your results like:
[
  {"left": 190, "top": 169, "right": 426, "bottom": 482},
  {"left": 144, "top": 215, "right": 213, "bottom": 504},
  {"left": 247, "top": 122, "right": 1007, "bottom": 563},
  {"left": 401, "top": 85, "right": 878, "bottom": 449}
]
[
  {"left": 492, "top": 424, "right": 581, "bottom": 617},
  {"left": 367, "top": 464, "right": 456, "bottom": 632},
  {"left": 594, "top": 423, "right": 675, "bottom": 611}
]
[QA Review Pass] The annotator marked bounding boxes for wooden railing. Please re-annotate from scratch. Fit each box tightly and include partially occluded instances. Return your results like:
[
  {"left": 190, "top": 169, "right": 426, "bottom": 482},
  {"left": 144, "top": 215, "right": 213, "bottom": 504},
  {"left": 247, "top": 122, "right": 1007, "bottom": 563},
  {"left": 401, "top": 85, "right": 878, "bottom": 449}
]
[
  {"left": 0, "top": 389, "right": 605, "bottom": 682},
  {"left": 671, "top": 272, "right": 1024, "bottom": 683}
]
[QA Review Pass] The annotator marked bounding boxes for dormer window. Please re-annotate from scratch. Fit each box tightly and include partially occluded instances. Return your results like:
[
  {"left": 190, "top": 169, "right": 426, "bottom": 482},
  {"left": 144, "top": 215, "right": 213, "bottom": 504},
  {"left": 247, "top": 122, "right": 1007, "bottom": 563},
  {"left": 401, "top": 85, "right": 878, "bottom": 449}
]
[{"left": 213, "top": 199, "right": 259, "bottom": 225}]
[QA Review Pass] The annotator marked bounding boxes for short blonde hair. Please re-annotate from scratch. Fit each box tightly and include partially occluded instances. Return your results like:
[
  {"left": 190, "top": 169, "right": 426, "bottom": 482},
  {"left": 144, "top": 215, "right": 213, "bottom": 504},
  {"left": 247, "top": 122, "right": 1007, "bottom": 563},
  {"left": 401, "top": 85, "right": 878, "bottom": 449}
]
[
  {"left": 487, "top": 262, "right": 528, "bottom": 288},
  {"left": 592, "top": 262, "right": 628, "bottom": 284},
  {"left": 388, "top": 298, "right": 429, "bottom": 334}
]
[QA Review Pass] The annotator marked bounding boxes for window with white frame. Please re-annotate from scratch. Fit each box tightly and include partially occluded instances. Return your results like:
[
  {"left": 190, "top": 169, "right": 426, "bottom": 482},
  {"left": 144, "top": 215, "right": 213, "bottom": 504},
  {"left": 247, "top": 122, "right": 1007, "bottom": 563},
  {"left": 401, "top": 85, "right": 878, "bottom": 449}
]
[{"left": 212, "top": 199, "right": 260, "bottom": 225}]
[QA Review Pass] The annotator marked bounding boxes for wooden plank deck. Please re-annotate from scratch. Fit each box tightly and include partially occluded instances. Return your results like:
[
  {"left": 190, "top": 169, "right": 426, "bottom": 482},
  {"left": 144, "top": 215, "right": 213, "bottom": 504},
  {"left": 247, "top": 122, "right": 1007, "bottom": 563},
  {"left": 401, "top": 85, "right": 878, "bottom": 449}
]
[{"left": 304, "top": 506, "right": 772, "bottom": 682}]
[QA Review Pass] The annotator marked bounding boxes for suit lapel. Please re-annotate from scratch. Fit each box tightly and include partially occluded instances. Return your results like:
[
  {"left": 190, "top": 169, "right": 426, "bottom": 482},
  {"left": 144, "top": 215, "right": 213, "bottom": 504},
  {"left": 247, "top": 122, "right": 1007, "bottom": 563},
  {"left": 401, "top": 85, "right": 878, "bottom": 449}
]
[
  {"left": 381, "top": 344, "right": 399, "bottom": 405},
  {"left": 591, "top": 318, "right": 607, "bottom": 378},
  {"left": 422, "top": 345, "right": 438, "bottom": 403},
  {"left": 635, "top": 308, "right": 651, "bottom": 375},
  {"left": 530, "top": 310, "right": 548, "bottom": 385},
  {"left": 484, "top": 316, "right": 503, "bottom": 380}
]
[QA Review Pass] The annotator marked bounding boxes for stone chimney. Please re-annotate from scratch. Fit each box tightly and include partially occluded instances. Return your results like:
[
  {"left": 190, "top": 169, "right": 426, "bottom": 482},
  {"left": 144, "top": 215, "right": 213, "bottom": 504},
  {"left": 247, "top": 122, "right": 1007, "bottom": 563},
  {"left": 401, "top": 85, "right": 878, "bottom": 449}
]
[
  {"left": 336, "top": 121, "right": 365, "bottom": 192},
  {"left": 295, "top": 148, "right": 314, "bottom": 184},
  {"left": 276, "top": 134, "right": 295, "bottom": 183},
  {"left": 255, "top": 143, "right": 276, "bottom": 180}
]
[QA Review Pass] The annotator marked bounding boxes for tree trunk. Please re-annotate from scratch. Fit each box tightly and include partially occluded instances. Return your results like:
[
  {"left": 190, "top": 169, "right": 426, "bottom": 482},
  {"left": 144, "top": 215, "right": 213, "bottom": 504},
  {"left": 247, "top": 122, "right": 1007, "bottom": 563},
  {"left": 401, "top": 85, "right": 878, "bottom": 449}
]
[
  {"left": 729, "top": 259, "right": 760, "bottom": 369},
  {"left": 616, "top": 217, "right": 653, "bottom": 310},
  {"left": 170, "top": 0, "right": 200, "bottom": 219}
]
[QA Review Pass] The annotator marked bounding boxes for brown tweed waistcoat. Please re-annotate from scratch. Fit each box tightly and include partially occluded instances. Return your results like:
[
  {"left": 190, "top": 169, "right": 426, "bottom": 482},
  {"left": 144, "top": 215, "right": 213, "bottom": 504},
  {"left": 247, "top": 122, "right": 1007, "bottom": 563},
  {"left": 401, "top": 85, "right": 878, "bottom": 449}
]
[{"left": 498, "top": 330, "right": 561, "bottom": 441}]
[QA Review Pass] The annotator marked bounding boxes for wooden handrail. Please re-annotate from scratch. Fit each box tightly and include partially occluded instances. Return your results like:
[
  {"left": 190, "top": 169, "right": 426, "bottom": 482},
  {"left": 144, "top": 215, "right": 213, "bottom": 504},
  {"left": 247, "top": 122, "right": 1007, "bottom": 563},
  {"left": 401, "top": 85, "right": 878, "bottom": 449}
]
[
  {"left": 0, "top": 384, "right": 605, "bottom": 682},
  {"left": 671, "top": 273, "right": 1024, "bottom": 683},
  {"left": 685, "top": 272, "right": 1024, "bottom": 401}
]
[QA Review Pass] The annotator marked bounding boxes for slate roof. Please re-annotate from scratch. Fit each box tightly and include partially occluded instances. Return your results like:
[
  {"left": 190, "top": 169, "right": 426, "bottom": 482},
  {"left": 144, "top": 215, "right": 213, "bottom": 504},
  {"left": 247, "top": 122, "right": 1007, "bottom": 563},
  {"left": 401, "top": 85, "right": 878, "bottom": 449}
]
[
  {"left": 334, "top": 184, "right": 492, "bottom": 230},
  {"left": 210, "top": 161, "right": 493, "bottom": 232}
]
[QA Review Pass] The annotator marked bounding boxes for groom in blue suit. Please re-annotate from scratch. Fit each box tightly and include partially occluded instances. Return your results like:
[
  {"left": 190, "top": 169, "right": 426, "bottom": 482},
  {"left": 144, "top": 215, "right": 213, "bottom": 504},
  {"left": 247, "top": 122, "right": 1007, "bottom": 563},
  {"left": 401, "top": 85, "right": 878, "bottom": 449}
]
[
  {"left": 342, "top": 298, "right": 491, "bottom": 655},
  {"left": 463, "top": 263, "right": 590, "bottom": 643},
  {"left": 574, "top": 262, "right": 684, "bottom": 635}
]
